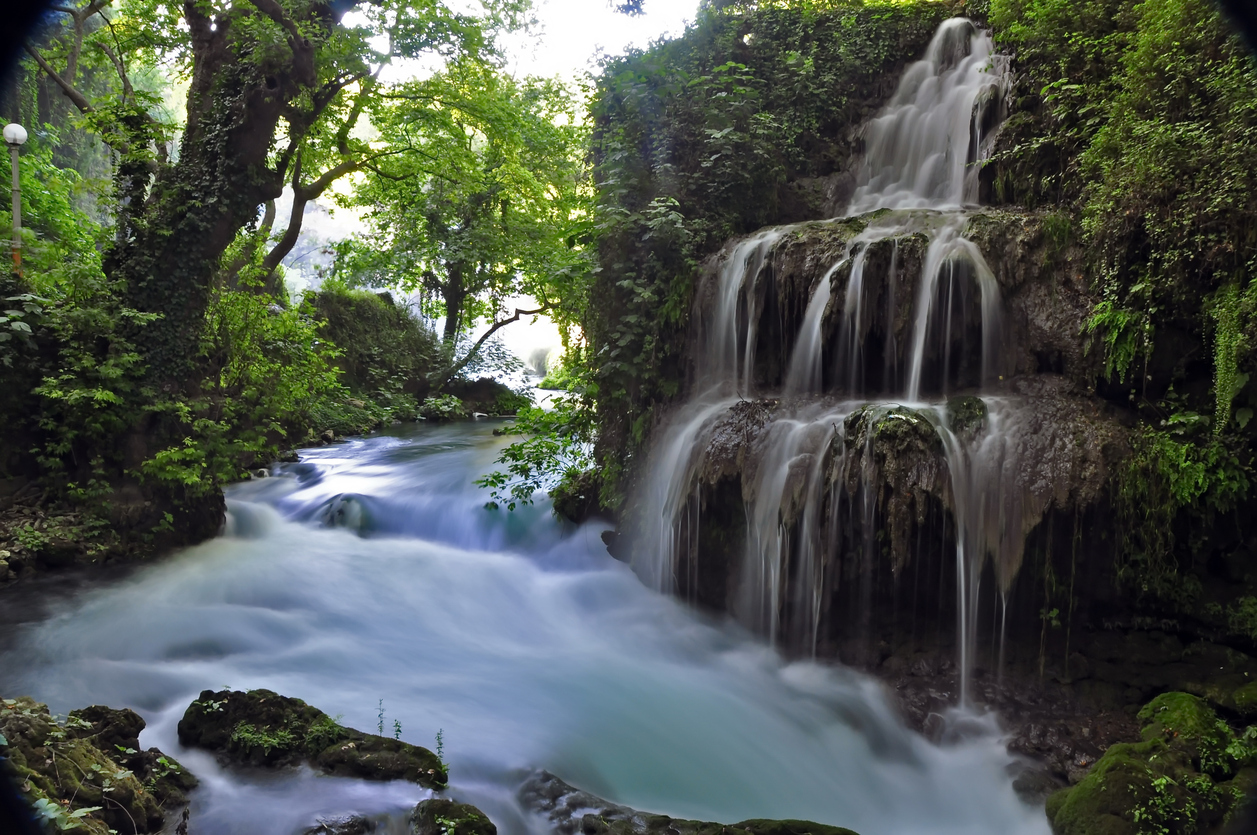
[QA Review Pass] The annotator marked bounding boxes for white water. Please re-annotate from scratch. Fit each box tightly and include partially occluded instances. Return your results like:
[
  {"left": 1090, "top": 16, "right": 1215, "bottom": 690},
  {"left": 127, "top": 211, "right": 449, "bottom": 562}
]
[
  {"left": 631, "top": 18, "right": 1023, "bottom": 699},
  {"left": 0, "top": 423, "right": 1047, "bottom": 835},
  {"left": 848, "top": 18, "right": 1009, "bottom": 214}
]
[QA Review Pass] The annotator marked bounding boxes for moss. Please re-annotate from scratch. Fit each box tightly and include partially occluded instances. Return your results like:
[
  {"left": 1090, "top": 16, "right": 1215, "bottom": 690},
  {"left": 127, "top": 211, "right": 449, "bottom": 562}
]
[
  {"left": 1046, "top": 693, "right": 1256, "bottom": 835},
  {"left": 946, "top": 395, "right": 989, "bottom": 438},
  {"left": 411, "top": 799, "right": 497, "bottom": 835},
  {"left": 1232, "top": 682, "right": 1257, "bottom": 721},
  {"left": 1047, "top": 738, "right": 1169, "bottom": 835},
  {"left": 1138, "top": 692, "right": 1236, "bottom": 777},
  {"left": 178, "top": 689, "right": 447, "bottom": 789},
  {"left": 1139, "top": 693, "right": 1222, "bottom": 742},
  {"left": 0, "top": 697, "right": 190, "bottom": 834}
]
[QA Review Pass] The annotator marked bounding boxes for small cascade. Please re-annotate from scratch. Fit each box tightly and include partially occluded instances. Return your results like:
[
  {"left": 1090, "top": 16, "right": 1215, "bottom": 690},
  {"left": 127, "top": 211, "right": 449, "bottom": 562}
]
[
  {"left": 848, "top": 17, "right": 1010, "bottom": 214},
  {"left": 631, "top": 17, "right": 1036, "bottom": 704},
  {"left": 904, "top": 217, "right": 1002, "bottom": 401}
]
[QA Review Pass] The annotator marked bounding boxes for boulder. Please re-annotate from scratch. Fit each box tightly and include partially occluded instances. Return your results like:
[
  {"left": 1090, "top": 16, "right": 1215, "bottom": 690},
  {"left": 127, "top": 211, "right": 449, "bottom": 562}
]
[
  {"left": 1, "top": 697, "right": 194, "bottom": 835},
  {"left": 1044, "top": 692, "right": 1256, "bottom": 835},
  {"left": 178, "top": 689, "right": 447, "bottom": 789},
  {"left": 410, "top": 799, "right": 496, "bottom": 835}
]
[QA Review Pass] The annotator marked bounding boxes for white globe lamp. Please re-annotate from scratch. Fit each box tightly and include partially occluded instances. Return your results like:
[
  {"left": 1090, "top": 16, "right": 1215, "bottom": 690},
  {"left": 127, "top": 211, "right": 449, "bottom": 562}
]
[{"left": 3, "top": 123, "right": 27, "bottom": 146}]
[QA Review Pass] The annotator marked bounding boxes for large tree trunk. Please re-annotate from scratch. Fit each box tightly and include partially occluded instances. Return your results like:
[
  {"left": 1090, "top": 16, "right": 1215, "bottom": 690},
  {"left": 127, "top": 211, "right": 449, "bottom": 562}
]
[
  {"left": 442, "top": 266, "right": 468, "bottom": 344},
  {"left": 102, "top": 1, "right": 333, "bottom": 544},
  {"left": 109, "top": 2, "right": 322, "bottom": 389}
]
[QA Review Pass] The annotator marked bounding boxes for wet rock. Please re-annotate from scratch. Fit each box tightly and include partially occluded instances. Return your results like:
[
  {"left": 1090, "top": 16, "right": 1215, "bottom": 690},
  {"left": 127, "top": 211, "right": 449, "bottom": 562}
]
[
  {"left": 177, "top": 689, "right": 447, "bottom": 789},
  {"left": 410, "top": 799, "right": 496, "bottom": 835},
  {"left": 303, "top": 814, "right": 380, "bottom": 834},
  {"left": 1010, "top": 764, "right": 1066, "bottom": 806},
  {"left": 1, "top": 696, "right": 193, "bottom": 835},
  {"left": 518, "top": 770, "right": 861, "bottom": 835},
  {"left": 841, "top": 405, "right": 946, "bottom": 574},
  {"left": 945, "top": 395, "right": 987, "bottom": 439}
]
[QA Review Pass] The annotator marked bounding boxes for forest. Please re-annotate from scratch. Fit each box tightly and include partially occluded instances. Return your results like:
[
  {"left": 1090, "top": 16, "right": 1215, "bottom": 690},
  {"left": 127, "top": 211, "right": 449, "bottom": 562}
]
[{"left": 2, "top": 1, "right": 1257, "bottom": 834}]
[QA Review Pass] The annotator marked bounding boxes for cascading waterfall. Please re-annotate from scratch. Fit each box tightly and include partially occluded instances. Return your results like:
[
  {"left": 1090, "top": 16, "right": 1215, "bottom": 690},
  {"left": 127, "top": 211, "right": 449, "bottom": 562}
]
[
  {"left": 848, "top": 17, "right": 1009, "bottom": 214},
  {"left": 631, "top": 17, "right": 1021, "bottom": 704}
]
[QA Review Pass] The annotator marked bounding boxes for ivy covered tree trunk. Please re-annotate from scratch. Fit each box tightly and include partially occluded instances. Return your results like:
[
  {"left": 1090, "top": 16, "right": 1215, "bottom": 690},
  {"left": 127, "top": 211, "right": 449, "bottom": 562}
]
[
  {"left": 102, "top": 0, "right": 335, "bottom": 542},
  {"left": 110, "top": 0, "right": 322, "bottom": 388}
]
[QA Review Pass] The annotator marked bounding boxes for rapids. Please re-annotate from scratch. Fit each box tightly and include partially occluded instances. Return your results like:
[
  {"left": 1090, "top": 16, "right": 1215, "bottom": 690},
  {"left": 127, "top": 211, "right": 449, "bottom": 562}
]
[{"left": 0, "top": 421, "right": 1049, "bottom": 835}]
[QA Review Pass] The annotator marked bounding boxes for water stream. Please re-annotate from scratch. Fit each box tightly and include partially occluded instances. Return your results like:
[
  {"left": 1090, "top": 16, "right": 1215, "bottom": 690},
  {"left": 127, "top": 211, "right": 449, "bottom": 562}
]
[{"left": 0, "top": 422, "right": 1047, "bottom": 835}]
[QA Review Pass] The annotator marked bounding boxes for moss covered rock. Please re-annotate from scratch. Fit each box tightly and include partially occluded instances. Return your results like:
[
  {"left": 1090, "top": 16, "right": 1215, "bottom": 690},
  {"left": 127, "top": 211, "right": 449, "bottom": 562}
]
[
  {"left": 1045, "top": 692, "right": 1255, "bottom": 835},
  {"left": 0, "top": 697, "right": 194, "bottom": 835},
  {"left": 411, "top": 799, "right": 497, "bottom": 835},
  {"left": 1231, "top": 682, "right": 1257, "bottom": 722},
  {"left": 178, "top": 689, "right": 447, "bottom": 789},
  {"left": 946, "top": 395, "right": 988, "bottom": 439}
]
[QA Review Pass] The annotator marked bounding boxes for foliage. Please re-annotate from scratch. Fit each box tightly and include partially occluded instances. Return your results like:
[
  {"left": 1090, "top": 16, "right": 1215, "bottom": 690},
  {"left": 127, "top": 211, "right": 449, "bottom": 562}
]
[
  {"left": 477, "top": 394, "right": 596, "bottom": 512},
  {"left": 230, "top": 721, "right": 296, "bottom": 756},
  {"left": 307, "top": 285, "right": 438, "bottom": 387},
  {"left": 334, "top": 60, "right": 593, "bottom": 380},
  {"left": 990, "top": 0, "right": 1257, "bottom": 613},
  {"left": 421, "top": 394, "right": 469, "bottom": 421},
  {"left": 585, "top": 0, "right": 950, "bottom": 507},
  {"left": 1114, "top": 419, "right": 1248, "bottom": 605},
  {"left": 4, "top": 0, "right": 546, "bottom": 555}
]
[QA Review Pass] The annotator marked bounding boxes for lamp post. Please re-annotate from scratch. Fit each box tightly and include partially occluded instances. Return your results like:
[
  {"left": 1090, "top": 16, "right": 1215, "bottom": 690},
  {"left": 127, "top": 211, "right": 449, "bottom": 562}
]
[{"left": 4, "top": 122, "right": 27, "bottom": 275}]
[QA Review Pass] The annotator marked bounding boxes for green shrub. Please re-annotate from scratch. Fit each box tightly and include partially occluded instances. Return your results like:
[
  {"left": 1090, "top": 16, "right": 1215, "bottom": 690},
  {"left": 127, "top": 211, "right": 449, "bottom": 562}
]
[{"left": 421, "top": 394, "right": 468, "bottom": 421}]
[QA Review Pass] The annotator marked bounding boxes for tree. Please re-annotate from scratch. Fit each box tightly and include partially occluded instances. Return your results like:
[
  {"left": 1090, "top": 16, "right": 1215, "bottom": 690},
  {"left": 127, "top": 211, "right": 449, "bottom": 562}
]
[
  {"left": 15, "top": 0, "right": 528, "bottom": 540},
  {"left": 335, "top": 60, "right": 591, "bottom": 385}
]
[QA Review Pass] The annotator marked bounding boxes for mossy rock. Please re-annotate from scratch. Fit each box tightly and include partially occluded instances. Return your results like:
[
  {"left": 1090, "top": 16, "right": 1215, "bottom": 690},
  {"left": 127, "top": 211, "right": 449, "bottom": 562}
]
[
  {"left": 1046, "top": 739, "right": 1179, "bottom": 835},
  {"left": 518, "top": 770, "right": 859, "bottom": 835},
  {"left": 946, "top": 395, "right": 988, "bottom": 439},
  {"left": 178, "top": 689, "right": 447, "bottom": 789},
  {"left": 1045, "top": 692, "right": 1254, "bottom": 835},
  {"left": 410, "top": 799, "right": 496, "bottom": 835},
  {"left": 1137, "top": 692, "right": 1239, "bottom": 778},
  {"left": 1232, "top": 681, "right": 1257, "bottom": 721},
  {"left": 1, "top": 697, "right": 192, "bottom": 834}
]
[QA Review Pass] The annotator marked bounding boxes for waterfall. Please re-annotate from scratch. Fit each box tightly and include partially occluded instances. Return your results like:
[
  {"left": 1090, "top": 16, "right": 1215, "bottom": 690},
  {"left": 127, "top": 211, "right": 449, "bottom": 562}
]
[
  {"left": 631, "top": 17, "right": 1021, "bottom": 703},
  {"left": 848, "top": 17, "right": 1010, "bottom": 214}
]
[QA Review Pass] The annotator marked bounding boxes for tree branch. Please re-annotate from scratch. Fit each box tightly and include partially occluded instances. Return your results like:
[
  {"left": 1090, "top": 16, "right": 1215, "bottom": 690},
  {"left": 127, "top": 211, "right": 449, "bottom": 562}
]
[
  {"left": 24, "top": 44, "right": 93, "bottom": 112},
  {"left": 433, "top": 304, "right": 551, "bottom": 388},
  {"left": 245, "top": 0, "right": 305, "bottom": 44},
  {"left": 94, "top": 41, "right": 134, "bottom": 103}
]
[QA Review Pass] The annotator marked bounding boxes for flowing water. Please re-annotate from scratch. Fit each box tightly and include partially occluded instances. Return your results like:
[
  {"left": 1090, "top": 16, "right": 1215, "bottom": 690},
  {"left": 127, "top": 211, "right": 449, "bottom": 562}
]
[
  {"left": 630, "top": 19, "right": 1024, "bottom": 704},
  {"left": 0, "top": 422, "right": 1047, "bottom": 835}
]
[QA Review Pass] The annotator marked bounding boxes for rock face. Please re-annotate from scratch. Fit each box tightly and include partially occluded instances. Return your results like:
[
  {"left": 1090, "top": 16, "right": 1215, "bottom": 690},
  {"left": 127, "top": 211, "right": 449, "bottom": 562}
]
[
  {"left": 177, "top": 689, "right": 447, "bottom": 789},
  {"left": 518, "top": 770, "right": 861, "bottom": 835},
  {"left": 628, "top": 205, "right": 1132, "bottom": 667},
  {"left": 0, "top": 697, "right": 196, "bottom": 835}
]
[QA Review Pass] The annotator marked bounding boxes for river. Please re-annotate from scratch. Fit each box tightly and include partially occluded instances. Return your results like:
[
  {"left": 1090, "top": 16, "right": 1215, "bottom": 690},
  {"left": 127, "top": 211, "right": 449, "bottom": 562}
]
[{"left": 0, "top": 420, "right": 1048, "bottom": 835}]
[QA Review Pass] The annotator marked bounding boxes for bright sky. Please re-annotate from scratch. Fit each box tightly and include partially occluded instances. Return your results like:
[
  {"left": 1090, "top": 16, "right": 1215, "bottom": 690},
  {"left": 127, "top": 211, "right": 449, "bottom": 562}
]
[{"left": 502, "top": 0, "right": 699, "bottom": 80}]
